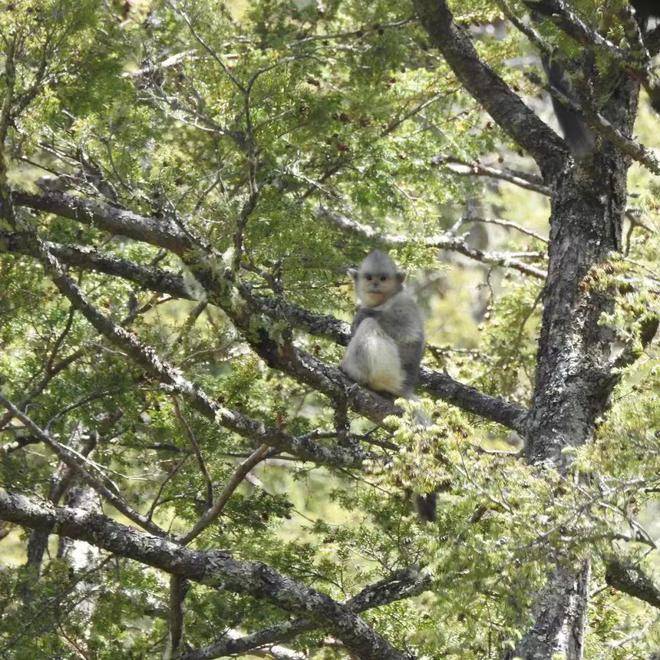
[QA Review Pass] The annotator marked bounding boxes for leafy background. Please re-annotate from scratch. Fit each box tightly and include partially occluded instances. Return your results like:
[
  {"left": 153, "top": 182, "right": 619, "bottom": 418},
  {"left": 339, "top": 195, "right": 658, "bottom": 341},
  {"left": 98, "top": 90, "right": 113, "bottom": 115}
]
[{"left": 0, "top": 0, "right": 658, "bottom": 657}]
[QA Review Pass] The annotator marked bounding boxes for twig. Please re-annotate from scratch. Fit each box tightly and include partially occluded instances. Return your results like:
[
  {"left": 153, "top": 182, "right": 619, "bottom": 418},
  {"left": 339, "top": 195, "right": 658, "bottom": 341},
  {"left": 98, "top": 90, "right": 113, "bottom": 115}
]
[
  {"left": 495, "top": 0, "right": 552, "bottom": 56},
  {"left": 146, "top": 453, "right": 190, "bottom": 522},
  {"left": 173, "top": 397, "right": 213, "bottom": 508},
  {"left": 180, "top": 444, "right": 271, "bottom": 545},
  {"left": 168, "top": 0, "right": 246, "bottom": 93},
  {"left": 460, "top": 215, "right": 548, "bottom": 243}
]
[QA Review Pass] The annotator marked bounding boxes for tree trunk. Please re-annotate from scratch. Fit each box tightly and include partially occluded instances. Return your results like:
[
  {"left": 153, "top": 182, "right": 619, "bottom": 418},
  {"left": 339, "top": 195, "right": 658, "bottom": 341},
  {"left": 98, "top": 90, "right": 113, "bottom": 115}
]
[
  {"left": 508, "top": 562, "right": 590, "bottom": 659},
  {"left": 515, "top": 72, "right": 641, "bottom": 657}
]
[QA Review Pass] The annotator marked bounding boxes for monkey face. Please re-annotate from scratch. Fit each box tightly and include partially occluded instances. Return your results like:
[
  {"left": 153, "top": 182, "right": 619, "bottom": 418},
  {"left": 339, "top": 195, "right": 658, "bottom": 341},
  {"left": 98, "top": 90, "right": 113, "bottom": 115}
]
[
  {"left": 350, "top": 250, "right": 405, "bottom": 307},
  {"left": 356, "top": 270, "right": 401, "bottom": 307}
]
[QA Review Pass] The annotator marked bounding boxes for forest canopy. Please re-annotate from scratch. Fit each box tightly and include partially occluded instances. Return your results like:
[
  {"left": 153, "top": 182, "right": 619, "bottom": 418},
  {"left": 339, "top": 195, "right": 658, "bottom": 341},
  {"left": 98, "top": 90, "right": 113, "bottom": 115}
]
[{"left": 0, "top": 0, "right": 658, "bottom": 658}]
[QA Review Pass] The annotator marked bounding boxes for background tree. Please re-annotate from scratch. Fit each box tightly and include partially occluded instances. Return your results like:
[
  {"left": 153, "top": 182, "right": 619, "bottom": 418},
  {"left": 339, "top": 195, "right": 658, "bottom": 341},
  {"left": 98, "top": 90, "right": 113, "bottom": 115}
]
[{"left": 0, "top": 0, "right": 658, "bottom": 658}]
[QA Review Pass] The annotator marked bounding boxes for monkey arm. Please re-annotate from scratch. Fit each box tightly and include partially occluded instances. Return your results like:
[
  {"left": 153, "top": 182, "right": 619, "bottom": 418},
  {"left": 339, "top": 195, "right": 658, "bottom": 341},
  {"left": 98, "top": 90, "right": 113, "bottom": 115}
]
[{"left": 351, "top": 307, "right": 379, "bottom": 334}]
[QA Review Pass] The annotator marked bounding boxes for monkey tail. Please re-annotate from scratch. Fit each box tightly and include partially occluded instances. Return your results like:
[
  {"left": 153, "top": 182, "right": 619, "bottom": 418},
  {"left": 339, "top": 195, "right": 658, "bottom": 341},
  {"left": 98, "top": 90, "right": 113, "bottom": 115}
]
[{"left": 403, "top": 396, "right": 437, "bottom": 523}]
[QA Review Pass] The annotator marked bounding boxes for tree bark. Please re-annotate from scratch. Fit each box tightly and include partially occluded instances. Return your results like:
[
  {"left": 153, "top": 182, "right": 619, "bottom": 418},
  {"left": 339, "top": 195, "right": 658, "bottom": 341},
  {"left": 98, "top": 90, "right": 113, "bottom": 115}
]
[
  {"left": 25, "top": 424, "right": 96, "bottom": 578},
  {"left": 515, "top": 64, "right": 641, "bottom": 660},
  {"left": 507, "top": 562, "right": 590, "bottom": 659}
]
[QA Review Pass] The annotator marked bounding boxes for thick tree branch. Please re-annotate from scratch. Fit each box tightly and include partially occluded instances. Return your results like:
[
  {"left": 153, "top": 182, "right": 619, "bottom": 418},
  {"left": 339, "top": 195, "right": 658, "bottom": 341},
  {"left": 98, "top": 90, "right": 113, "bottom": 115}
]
[
  {"left": 523, "top": 0, "right": 627, "bottom": 62},
  {"left": 0, "top": 489, "right": 412, "bottom": 660},
  {"left": 419, "top": 368, "right": 527, "bottom": 434},
  {"left": 30, "top": 239, "right": 371, "bottom": 469},
  {"left": 165, "top": 575, "right": 189, "bottom": 659},
  {"left": 26, "top": 424, "right": 97, "bottom": 575},
  {"left": 11, "top": 192, "right": 399, "bottom": 423},
  {"left": 8, "top": 192, "right": 529, "bottom": 432},
  {"left": 14, "top": 191, "right": 191, "bottom": 253},
  {"left": 412, "top": 0, "right": 568, "bottom": 175},
  {"left": 605, "top": 559, "right": 660, "bottom": 609},
  {"left": 0, "top": 231, "right": 191, "bottom": 299},
  {"left": 0, "top": 394, "right": 167, "bottom": 537}
]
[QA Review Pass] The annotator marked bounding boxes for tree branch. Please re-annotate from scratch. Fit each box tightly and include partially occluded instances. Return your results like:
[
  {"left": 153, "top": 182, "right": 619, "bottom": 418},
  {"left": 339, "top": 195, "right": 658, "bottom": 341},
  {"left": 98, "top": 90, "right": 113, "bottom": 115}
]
[
  {"left": 11, "top": 192, "right": 401, "bottom": 424},
  {"left": 318, "top": 207, "right": 547, "bottom": 279},
  {"left": 1, "top": 223, "right": 528, "bottom": 433},
  {"left": 523, "top": 0, "right": 627, "bottom": 62},
  {"left": 529, "top": 72, "right": 660, "bottom": 175},
  {"left": 25, "top": 424, "right": 97, "bottom": 575},
  {"left": 182, "top": 565, "right": 430, "bottom": 660},
  {"left": 0, "top": 488, "right": 412, "bottom": 660},
  {"left": 494, "top": 0, "right": 552, "bottom": 56},
  {"left": 460, "top": 215, "right": 548, "bottom": 243},
  {"left": 0, "top": 231, "right": 192, "bottom": 299},
  {"left": 29, "top": 237, "right": 371, "bottom": 469},
  {"left": 13, "top": 191, "right": 191, "bottom": 253},
  {"left": 431, "top": 155, "right": 551, "bottom": 196},
  {"left": 165, "top": 575, "right": 189, "bottom": 659},
  {"left": 412, "top": 0, "right": 567, "bottom": 175},
  {"left": 180, "top": 445, "right": 271, "bottom": 545},
  {"left": 605, "top": 558, "right": 660, "bottom": 609},
  {"left": 419, "top": 368, "right": 528, "bottom": 434},
  {"left": 0, "top": 394, "right": 166, "bottom": 537},
  {"left": 9, "top": 193, "right": 524, "bottom": 434}
]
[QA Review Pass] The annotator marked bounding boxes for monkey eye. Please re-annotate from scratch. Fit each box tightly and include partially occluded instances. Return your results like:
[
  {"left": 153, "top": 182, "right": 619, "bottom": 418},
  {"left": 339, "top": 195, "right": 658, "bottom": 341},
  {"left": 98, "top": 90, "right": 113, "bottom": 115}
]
[
  {"left": 365, "top": 274, "right": 373, "bottom": 281},
  {"left": 380, "top": 275, "right": 387, "bottom": 282}
]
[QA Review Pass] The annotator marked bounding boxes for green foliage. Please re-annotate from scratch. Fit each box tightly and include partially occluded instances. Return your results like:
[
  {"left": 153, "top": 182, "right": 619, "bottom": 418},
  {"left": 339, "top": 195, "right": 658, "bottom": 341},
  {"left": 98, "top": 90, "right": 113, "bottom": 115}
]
[{"left": 0, "top": 0, "right": 657, "bottom": 657}]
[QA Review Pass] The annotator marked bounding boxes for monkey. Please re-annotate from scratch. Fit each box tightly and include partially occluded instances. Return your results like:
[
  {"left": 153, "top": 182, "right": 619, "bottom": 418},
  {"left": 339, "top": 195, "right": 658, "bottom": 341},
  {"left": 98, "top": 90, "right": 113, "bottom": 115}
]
[
  {"left": 341, "top": 250, "right": 424, "bottom": 397},
  {"left": 341, "top": 251, "right": 438, "bottom": 521}
]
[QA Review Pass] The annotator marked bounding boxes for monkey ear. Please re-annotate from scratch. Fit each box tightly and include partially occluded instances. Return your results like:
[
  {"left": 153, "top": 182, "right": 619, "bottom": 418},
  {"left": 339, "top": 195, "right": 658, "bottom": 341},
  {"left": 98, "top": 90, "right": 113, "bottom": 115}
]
[
  {"left": 396, "top": 271, "right": 406, "bottom": 283},
  {"left": 348, "top": 267, "right": 358, "bottom": 281}
]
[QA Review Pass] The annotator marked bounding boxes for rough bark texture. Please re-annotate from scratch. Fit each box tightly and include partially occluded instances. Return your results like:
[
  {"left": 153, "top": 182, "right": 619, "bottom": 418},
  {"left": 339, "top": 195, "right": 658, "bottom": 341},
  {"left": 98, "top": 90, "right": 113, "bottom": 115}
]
[
  {"left": 524, "top": 64, "right": 639, "bottom": 466},
  {"left": 57, "top": 484, "right": 103, "bottom": 630},
  {"left": 525, "top": 151, "right": 629, "bottom": 466},
  {"left": 605, "top": 559, "right": 660, "bottom": 609},
  {"left": 25, "top": 424, "right": 97, "bottom": 575},
  {"left": 182, "top": 566, "right": 431, "bottom": 660},
  {"left": 511, "top": 23, "right": 642, "bottom": 660},
  {"left": 507, "top": 562, "right": 590, "bottom": 660}
]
